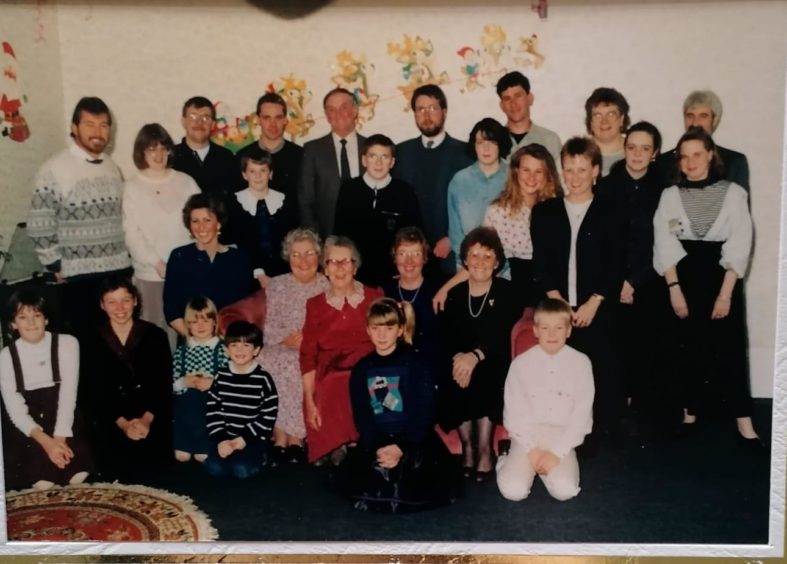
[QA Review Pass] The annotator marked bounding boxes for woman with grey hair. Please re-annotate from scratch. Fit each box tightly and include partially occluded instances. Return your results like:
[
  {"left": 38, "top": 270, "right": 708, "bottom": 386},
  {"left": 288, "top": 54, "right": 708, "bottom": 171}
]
[
  {"left": 257, "top": 228, "right": 329, "bottom": 465},
  {"left": 299, "top": 235, "right": 383, "bottom": 465}
]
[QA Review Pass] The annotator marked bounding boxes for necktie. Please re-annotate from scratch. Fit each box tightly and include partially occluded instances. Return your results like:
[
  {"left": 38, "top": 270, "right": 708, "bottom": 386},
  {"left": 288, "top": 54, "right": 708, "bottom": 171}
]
[
  {"left": 426, "top": 140, "right": 434, "bottom": 149},
  {"left": 340, "top": 139, "right": 351, "bottom": 181}
]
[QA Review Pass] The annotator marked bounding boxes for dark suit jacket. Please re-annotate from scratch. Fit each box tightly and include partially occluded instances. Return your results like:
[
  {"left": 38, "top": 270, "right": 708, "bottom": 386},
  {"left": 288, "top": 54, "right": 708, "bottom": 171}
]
[
  {"left": 530, "top": 196, "right": 626, "bottom": 305},
  {"left": 298, "top": 133, "right": 366, "bottom": 238},
  {"left": 655, "top": 144, "right": 750, "bottom": 192}
]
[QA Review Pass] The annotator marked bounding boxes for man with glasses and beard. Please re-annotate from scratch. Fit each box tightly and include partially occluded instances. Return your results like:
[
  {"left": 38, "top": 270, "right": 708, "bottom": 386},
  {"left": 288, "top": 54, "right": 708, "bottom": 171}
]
[{"left": 393, "top": 84, "right": 472, "bottom": 277}]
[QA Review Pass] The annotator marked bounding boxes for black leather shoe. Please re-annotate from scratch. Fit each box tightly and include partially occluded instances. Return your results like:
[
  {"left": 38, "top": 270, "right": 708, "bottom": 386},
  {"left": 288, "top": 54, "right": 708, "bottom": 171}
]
[
  {"left": 286, "top": 445, "right": 306, "bottom": 464},
  {"left": 738, "top": 434, "right": 770, "bottom": 452}
]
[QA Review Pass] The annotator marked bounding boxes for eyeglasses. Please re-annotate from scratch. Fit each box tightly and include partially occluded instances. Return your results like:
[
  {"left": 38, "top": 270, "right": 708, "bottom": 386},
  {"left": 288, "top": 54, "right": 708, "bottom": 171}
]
[
  {"left": 415, "top": 105, "right": 441, "bottom": 115},
  {"left": 365, "top": 153, "right": 393, "bottom": 163},
  {"left": 591, "top": 110, "right": 620, "bottom": 122},
  {"left": 144, "top": 145, "right": 170, "bottom": 154},
  {"left": 396, "top": 250, "right": 423, "bottom": 259},
  {"left": 467, "top": 250, "right": 496, "bottom": 263},
  {"left": 325, "top": 258, "right": 356, "bottom": 268},
  {"left": 290, "top": 250, "right": 318, "bottom": 259},
  {"left": 186, "top": 113, "right": 213, "bottom": 123}
]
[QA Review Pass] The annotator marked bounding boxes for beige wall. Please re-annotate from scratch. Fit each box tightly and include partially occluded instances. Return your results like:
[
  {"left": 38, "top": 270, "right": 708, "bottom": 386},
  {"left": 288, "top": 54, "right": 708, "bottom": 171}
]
[
  {"left": 0, "top": 2, "right": 65, "bottom": 258},
  {"left": 2, "top": 0, "right": 785, "bottom": 396}
]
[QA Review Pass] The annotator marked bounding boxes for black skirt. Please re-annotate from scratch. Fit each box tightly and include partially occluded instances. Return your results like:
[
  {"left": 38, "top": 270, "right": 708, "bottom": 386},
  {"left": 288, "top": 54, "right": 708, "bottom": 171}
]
[{"left": 672, "top": 240, "right": 751, "bottom": 417}]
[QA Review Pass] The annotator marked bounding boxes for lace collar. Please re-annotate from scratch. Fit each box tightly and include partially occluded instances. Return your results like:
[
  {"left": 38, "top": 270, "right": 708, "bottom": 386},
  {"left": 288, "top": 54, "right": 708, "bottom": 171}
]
[{"left": 325, "top": 280, "right": 364, "bottom": 311}]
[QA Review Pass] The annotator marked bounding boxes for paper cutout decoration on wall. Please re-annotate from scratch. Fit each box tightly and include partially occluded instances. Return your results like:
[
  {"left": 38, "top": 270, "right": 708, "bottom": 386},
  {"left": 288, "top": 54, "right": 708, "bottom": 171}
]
[
  {"left": 457, "top": 26, "right": 546, "bottom": 94},
  {"left": 210, "top": 101, "right": 255, "bottom": 153},
  {"left": 1, "top": 42, "right": 30, "bottom": 143},
  {"left": 331, "top": 50, "right": 379, "bottom": 129},
  {"left": 457, "top": 47, "right": 482, "bottom": 93},
  {"left": 387, "top": 34, "right": 449, "bottom": 112},
  {"left": 267, "top": 74, "right": 315, "bottom": 141},
  {"left": 480, "top": 24, "right": 510, "bottom": 79},
  {"left": 514, "top": 34, "right": 545, "bottom": 69}
]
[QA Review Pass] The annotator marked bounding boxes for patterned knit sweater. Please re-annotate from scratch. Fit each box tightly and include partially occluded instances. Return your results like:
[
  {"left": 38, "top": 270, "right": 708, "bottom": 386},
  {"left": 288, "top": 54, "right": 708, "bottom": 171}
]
[
  {"left": 28, "top": 140, "right": 131, "bottom": 278},
  {"left": 171, "top": 337, "right": 229, "bottom": 394}
]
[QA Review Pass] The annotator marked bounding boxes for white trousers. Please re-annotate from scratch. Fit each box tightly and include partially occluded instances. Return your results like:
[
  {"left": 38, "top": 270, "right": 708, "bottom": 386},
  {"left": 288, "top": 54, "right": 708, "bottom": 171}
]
[{"left": 496, "top": 425, "right": 581, "bottom": 502}]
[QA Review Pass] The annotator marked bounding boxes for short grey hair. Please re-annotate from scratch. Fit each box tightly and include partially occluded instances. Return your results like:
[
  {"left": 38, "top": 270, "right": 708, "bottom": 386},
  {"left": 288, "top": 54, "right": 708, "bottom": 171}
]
[
  {"left": 683, "top": 90, "right": 723, "bottom": 132},
  {"left": 322, "top": 235, "right": 362, "bottom": 270},
  {"left": 280, "top": 227, "right": 322, "bottom": 261}
]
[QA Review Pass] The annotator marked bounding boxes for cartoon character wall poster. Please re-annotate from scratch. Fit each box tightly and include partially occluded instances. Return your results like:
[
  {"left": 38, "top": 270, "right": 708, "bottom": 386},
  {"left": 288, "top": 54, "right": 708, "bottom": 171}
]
[
  {"left": 331, "top": 50, "right": 379, "bottom": 129},
  {"left": 267, "top": 74, "right": 315, "bottom": 142},
  {"left": 1, "top": 42, "right": 30, "bottom": 143},
  {"left": 387, "top": 34, "right": 450, "bottom": 112},
  {"left": 209, "top": 101, "right": 255, "bottom": 153}
]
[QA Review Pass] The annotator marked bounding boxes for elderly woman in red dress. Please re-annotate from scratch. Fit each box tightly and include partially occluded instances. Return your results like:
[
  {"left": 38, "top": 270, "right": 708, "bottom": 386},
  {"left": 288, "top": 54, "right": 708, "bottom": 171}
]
[{"left": 300, "top": 236, "right": 383, "bottom": 464}]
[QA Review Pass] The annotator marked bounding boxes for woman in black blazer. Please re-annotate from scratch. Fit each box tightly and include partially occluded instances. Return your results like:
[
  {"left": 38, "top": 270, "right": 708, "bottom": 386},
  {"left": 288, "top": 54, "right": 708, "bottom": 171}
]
[{"left": 530, "top": 137, "right": 627, "bottom": 449}]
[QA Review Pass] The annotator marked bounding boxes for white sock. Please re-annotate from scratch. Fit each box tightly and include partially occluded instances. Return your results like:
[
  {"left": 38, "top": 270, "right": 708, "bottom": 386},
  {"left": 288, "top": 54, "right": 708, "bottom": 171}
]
[{"left": 69, "top": 471, "right": 88, "bottom": 485}]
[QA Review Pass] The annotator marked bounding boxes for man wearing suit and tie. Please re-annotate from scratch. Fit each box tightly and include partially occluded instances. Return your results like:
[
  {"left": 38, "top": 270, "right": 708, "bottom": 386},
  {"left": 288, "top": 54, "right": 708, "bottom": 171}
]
[{"left": 299, "top": 88, "right": 366, "bottom": 238}]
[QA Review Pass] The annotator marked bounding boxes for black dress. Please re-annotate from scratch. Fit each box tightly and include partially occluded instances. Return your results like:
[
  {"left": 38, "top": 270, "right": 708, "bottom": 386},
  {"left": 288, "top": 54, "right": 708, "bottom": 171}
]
[
  {"left": 338, "top": 345, "right": 461, "bottom": 513},
  {"left": 79, "top": 320, "right": 172, "bottom": 482},
  {"left": 438, "top": 278, "right": 520, "bottom": 428}
]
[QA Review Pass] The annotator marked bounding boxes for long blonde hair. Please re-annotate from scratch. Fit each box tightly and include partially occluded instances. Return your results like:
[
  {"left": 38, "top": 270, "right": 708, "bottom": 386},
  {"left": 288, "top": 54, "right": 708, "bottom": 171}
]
[
  {"left": 492, "top": 144, "right": 562, "bottom": 216},
  {"left": 366, "top": 297, "right": 416, "bottom": 345}
]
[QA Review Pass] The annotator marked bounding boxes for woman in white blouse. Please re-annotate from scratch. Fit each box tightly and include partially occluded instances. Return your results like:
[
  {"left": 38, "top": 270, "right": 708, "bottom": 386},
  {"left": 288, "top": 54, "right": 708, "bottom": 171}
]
[
  {"left": 122, "top": 124, "right": 200, "bottom": 348},
  {"left": 653, "top": 126, "right": 760, "bottom": 445},
  {"left": 434, "top": 144, "right": 561, "bottom": 312}
]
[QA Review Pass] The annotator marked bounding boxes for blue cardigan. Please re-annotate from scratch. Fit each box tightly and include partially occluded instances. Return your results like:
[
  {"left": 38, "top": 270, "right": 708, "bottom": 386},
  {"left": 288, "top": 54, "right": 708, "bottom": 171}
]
[{"left": 163, "top": 243, "right": 254, "bottom": 323}]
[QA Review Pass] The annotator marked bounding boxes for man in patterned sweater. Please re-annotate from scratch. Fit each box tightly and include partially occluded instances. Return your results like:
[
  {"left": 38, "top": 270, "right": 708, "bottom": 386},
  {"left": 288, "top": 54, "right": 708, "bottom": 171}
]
[
  {"left": 205, "top": 321, "right": 278, "bottom": 479},
  {"left": 27, "top": 97, "right": 131, "bottom": 336}
]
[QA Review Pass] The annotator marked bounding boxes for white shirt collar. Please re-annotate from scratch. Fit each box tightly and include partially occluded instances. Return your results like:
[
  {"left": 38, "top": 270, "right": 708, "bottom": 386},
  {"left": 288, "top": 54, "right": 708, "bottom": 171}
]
[
  {"left": 421, "top": 130, "right": 446, "bottom": 148},
  {"left": 331, "top": 131, "right": 358, "bottom": 145},
  {"left": 362, "top": 173, "right": 392, "bottom": 190},
  {"left": 235, "top": 187, "right": 286, "bottom": 215},
  {"left": 187, "top": 335, "right": 220, "bottom": 348}
]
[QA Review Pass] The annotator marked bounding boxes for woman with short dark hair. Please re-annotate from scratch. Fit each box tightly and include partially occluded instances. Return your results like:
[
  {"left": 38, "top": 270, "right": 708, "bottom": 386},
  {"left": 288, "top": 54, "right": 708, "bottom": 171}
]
[
  {"left": 163, "top": 193, "right": 254, "bottom": 338},
  {"left": 79, "top": 276, "right": 172, "bottom": 482},
  {"left": 447, "top": 118, "right": 511, "bottom": 268},
  {"left": 584, "top": 87, "right": 631, "bottom": 176},
  {"left": 123, "top": 123, "right": 199, "bottom": 348},
  {"left": 439, "top": 226, "right": 520, "bottom": 482}
]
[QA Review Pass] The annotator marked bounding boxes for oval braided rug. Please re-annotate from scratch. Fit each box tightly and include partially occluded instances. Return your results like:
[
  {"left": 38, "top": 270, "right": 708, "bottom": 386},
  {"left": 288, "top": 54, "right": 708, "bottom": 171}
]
[{"left": 6, "top": 482, "right": 218, "bottom": 541}]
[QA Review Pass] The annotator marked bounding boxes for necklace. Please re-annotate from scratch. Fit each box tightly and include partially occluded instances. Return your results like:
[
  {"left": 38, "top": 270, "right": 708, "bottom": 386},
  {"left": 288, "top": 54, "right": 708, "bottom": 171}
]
[
  {"left": 467, "top": 282, "right": 492, "bottom": 318},
  {"left": 398, "top": 279, "right": 423, "bottom": 303}
]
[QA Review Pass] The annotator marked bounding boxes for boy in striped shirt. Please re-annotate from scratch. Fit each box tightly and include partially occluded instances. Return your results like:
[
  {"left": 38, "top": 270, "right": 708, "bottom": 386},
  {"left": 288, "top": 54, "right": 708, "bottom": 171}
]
[{"left": 205, "top": 321, "right": 278, "bottom": 479}]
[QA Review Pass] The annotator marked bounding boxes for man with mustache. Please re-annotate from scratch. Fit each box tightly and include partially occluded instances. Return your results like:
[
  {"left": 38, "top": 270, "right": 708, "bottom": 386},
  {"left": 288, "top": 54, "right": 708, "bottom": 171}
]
[
  {"left": 27, "top": 96, "right": 132, "bottom": 335},
  {"left": 393, "top": 84, "right": 472, "bottom": 276}
]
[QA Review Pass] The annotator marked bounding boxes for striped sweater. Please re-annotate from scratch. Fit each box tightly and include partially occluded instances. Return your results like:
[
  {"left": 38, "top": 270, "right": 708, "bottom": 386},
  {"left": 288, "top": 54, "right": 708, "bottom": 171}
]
[{"left": 206, "top": 362, "right": 278, "bottom": 443}]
